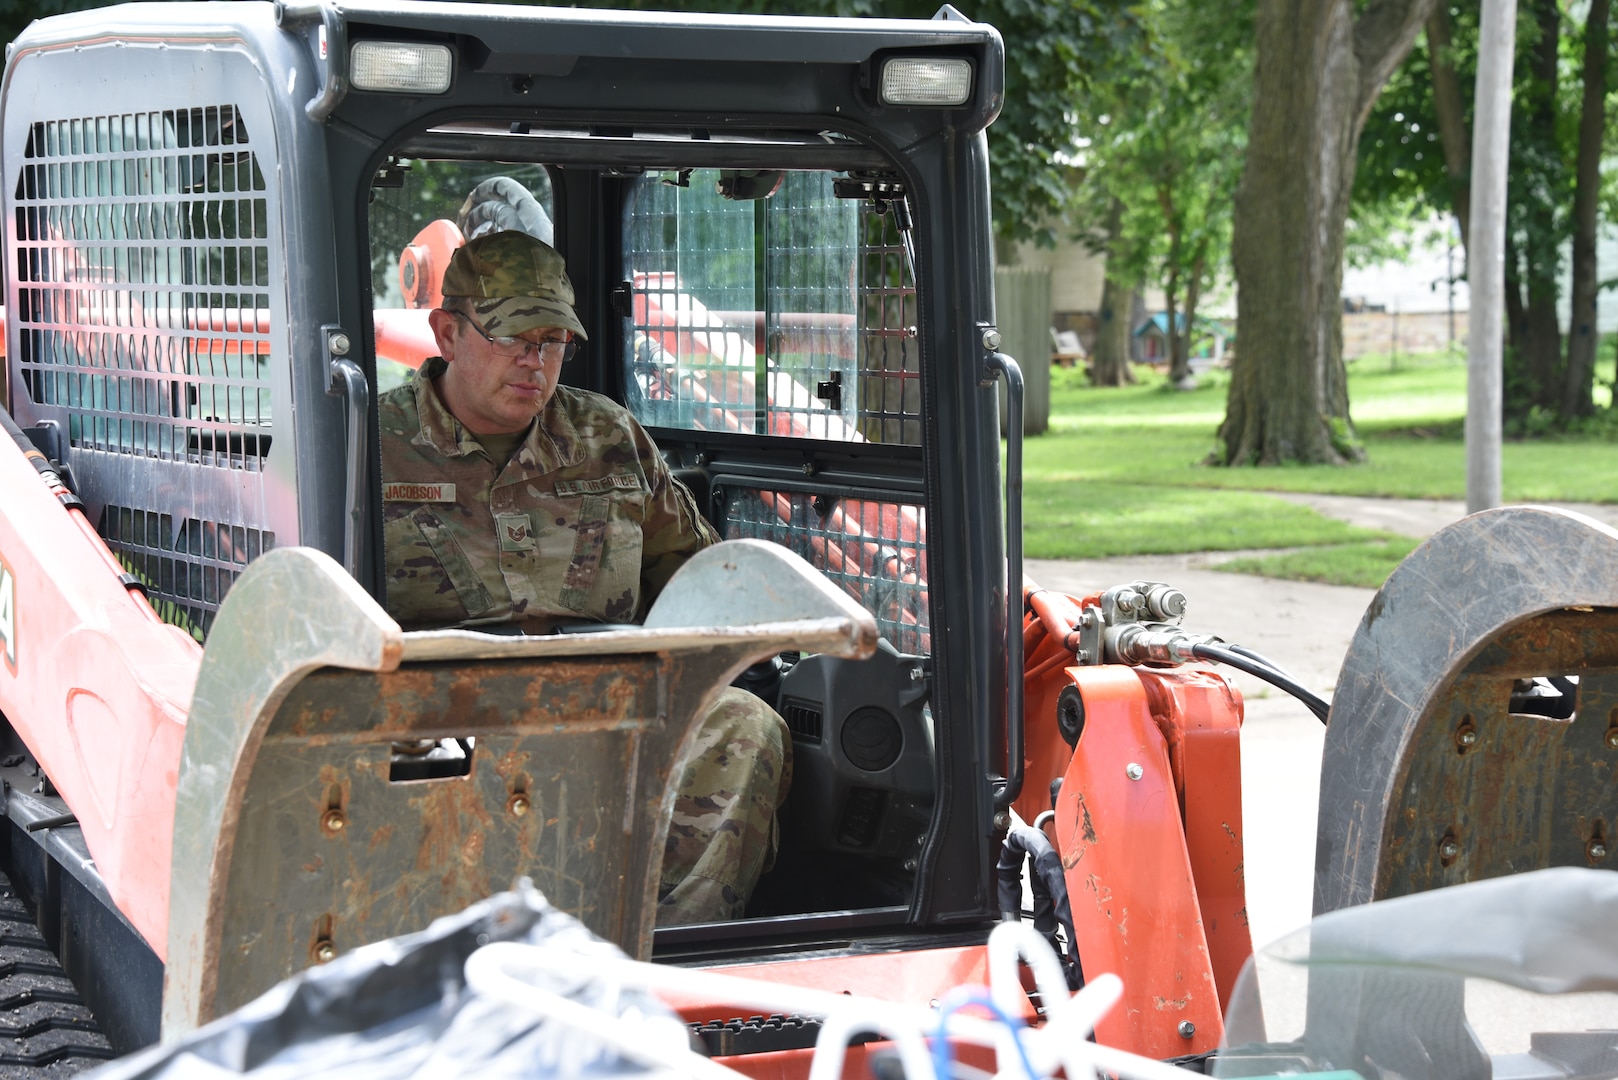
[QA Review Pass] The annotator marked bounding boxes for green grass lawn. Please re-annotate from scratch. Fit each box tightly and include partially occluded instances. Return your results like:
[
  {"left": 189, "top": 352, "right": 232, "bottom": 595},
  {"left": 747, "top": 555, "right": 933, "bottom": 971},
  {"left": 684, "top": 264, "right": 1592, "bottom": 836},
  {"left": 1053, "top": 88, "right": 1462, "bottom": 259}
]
[
  {"left": 1214, "top": 537, "right": 1424, "bottom": 589},
  {"left": 1024, "top": 351, "right": 1618, "bottom": 584},
  {"left": 1023, "top": 479, "right": 1392, "bottom": 559}
]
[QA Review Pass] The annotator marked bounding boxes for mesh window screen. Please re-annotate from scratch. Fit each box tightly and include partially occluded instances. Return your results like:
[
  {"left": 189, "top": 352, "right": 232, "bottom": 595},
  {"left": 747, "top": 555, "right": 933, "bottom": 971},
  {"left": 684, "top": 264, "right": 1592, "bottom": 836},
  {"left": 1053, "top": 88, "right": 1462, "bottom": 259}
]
[
  {"left": 624, "top": 170, "right": 921, "bottom": 445},
  {"left": 13, "top": 106, "right": 272, "bottom": 463},
  {"left": 98, "top": 505, "right": 274, "bottom": 638},
  {"left": 11, "top": 104, "right": 277, "bottom": 639},
  {"left": 721, "top": 487, "right": 928, "bottom": 655}
]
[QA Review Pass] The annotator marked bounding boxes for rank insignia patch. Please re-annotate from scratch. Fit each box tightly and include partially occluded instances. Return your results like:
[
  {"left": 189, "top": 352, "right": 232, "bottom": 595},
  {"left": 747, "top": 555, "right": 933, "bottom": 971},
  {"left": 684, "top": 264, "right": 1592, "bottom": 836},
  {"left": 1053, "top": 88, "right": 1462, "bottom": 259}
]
[{"left": 498, "top": 513, "right": 537, "bottom": 552}]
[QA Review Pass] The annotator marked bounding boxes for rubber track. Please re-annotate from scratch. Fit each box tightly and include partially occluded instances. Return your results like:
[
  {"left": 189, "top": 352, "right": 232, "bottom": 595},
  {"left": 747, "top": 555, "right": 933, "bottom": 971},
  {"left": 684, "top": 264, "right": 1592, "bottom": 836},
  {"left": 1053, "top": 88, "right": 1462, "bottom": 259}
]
[{"left": 0, "top": 874, "right": 114, "bottom": 1076}]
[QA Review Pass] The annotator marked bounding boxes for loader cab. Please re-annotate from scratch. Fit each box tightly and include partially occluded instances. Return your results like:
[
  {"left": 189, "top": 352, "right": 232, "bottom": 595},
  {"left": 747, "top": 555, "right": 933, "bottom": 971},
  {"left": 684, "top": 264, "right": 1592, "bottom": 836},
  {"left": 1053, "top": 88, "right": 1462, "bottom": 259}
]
[
  {"left": 348, "top": 34, "right": 1010, "bottom": 944},
  {"left": 2, "top": 0, "right": 1013, "bottom": 963},
  {"left": 369, "top": 154, "right": 939, "bottom": 925}
]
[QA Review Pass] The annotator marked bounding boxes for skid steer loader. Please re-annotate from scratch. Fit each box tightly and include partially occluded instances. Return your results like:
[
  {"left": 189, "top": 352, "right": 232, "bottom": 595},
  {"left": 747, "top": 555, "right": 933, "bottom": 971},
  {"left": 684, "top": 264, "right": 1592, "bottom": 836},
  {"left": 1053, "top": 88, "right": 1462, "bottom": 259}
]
[{"left": 0, "top": 1, "right": 1614, "bottom": 1075}]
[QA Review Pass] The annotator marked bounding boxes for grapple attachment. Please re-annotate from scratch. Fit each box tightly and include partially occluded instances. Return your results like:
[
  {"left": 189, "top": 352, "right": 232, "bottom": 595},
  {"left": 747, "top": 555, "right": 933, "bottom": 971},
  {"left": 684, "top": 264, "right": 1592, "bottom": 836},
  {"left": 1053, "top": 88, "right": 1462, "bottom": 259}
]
[
  {"left": 162, "top": 540, "right": 876, "bottom": 1036},
  {"left": 1316, "top": 506, "right": 1618, "bottom": 914}
]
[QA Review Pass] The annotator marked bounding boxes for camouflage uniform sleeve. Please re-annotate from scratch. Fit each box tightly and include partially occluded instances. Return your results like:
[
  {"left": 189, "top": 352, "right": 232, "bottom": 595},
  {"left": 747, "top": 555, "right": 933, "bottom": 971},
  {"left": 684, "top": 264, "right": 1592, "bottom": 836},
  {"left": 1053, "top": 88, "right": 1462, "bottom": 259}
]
[{"left": 633, "top": 415, "right": 719, "bottom": 612}]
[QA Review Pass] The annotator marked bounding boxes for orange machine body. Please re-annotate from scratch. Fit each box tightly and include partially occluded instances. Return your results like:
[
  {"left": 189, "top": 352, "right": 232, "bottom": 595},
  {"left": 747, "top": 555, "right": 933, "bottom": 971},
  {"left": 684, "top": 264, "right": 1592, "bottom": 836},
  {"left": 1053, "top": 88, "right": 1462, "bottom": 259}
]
[
  {"left": 661, "top": 945, "right": 1020, "bottom": 1080},
  {"left": 0, "top": 423, "right": 200, "bottom": 957},
  {"left": 0, "top": 345, "right": 1254, "bottom": 1063},
  {"left": 1018, "top": 585, "right": 1250, "bottom": 1058},
  {"left": 1, "top": 244, "right": 1254, "bottom": 1060}
]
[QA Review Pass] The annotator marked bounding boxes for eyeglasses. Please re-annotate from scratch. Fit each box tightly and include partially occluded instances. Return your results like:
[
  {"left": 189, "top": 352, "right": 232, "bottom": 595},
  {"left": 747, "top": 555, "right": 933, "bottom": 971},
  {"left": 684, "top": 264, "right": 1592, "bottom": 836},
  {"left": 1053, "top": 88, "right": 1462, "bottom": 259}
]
[{"left": 448, "top": 309, "right": 580, "bottom": 362}]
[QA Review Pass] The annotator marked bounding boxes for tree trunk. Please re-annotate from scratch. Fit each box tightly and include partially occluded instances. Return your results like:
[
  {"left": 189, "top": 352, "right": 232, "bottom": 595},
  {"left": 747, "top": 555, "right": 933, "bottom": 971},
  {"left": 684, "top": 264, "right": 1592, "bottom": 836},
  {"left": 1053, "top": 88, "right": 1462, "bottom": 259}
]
[
  {"left": 1157, "top": 184, "right": 1194, "bottom": 387},
  {"left": 1563, "top": 0, "right": 1609, "bottom": 418},
  {"left": 1524, "top": 291, "right": 1562, "bottom": 409},
  {"left": 1520, "top": 0, "right": 1563, "bottom": 410},
  {"left": 1504, "top": 229, "right": 1527, "bottom": 354},
  {"left": 1220, "top": 0, "right": 1437, "bottom": 465},
  {"left": 1091, "top": 198, "right": 1138, "bottom": 387},
  {"left": 1426, "top": 3, "right": 1471, "bottom": 253},
  {"left": 1092, "top": 273, "right": 1137, "bottom": 387},
  {"left": 1178, "top": 248, "right": 1207, "bottom": 387},
  {"left": 1163, "top": 265, "right": 1185, "bottom": 381}
]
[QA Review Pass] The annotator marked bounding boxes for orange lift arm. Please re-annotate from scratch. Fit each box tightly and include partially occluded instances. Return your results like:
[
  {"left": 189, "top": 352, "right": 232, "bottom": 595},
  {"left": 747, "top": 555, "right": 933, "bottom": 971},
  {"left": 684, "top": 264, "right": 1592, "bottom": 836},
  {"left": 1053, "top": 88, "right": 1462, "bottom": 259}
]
[{"left": 1015, "top": 581, "right": 1251, "bottom": 1058}]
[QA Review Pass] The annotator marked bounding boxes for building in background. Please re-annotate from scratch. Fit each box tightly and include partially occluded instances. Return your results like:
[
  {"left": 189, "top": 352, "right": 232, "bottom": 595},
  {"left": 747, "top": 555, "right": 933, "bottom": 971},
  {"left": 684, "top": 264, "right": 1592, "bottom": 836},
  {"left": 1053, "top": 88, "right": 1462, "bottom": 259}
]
[
  {"left": 1343, "top": 221, "right": 1618, "bottom": 360},
  {"left": 996, "top": 214, "right": 1618, "bottom": 368},
  {"left": 1133, "top": 313, "right": 1231, "bottom": 369}
]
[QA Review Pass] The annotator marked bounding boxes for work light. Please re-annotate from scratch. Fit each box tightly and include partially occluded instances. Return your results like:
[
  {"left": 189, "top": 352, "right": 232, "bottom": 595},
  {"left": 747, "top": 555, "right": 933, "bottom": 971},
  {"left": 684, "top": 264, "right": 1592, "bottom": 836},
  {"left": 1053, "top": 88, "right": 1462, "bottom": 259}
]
[
  {"left": 880, "top": 57, "right": 972, "bottom": 107},
  {"left": 350, "top": 41, "right": 454, "bottom": 94}
]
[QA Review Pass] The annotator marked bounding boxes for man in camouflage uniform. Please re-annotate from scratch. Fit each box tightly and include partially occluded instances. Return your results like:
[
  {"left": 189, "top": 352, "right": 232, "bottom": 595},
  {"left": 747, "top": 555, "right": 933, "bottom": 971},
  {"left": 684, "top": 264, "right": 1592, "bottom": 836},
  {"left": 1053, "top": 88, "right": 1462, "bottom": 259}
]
[{"left": 379, "top": 229, "right": 790, "bottom": 924}]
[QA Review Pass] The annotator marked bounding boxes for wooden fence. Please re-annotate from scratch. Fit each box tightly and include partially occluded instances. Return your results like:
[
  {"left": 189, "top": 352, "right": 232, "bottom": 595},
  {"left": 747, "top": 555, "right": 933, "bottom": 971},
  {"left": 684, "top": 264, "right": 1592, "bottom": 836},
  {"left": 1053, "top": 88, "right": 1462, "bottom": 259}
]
[{"left": 994, "top": 265, "right": 1051, "bottom": 436}]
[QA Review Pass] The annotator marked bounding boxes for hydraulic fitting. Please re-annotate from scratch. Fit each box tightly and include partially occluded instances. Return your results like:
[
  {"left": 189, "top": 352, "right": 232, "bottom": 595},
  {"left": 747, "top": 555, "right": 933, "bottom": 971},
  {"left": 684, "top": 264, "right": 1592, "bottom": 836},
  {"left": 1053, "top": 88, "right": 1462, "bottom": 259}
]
[{"left": 1072, "top": 580, "right": 1214, "bottom": 667}]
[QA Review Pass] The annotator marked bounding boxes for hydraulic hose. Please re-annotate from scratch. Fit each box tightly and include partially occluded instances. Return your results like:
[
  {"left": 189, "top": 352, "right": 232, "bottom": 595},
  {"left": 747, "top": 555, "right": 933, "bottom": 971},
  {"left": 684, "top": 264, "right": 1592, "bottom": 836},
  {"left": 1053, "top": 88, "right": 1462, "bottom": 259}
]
[
  {"left": 1025, "top": 583, "right": 1086, "bottom": 655},
  {"left": 1, "top": 402, "right": 157, "bottom": 608},
  {"left": 0, "top": 404, "right": 75, "bottom": 504},
  {"left": 1226, "top": 642, "right": 1305, "bottom": 686},
  {"left": 1191, "top": 641, "right": 1331, "bottom": 723},
  {"left": 995, "top": 822, "right": 1082, "bottom": 989}
]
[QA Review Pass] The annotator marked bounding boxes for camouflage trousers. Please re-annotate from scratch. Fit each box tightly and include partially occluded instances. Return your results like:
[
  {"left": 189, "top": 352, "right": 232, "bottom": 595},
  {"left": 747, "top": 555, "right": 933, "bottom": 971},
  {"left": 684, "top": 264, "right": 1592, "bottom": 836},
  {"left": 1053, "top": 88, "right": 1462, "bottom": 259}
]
[{"left": 657, "top": 687, "right": 791, "bottom": 925}]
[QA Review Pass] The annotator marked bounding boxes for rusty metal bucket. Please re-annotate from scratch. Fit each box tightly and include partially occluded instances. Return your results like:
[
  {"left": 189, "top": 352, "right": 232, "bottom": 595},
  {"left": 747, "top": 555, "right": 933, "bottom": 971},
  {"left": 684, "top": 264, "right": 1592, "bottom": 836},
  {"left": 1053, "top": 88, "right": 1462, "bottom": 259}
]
[
  {"left": 1316, "top": 506, "right": 1618, "bottom": 915},
  {"left": 162, "top": 539, "right": 876, "bottom": 1036}
]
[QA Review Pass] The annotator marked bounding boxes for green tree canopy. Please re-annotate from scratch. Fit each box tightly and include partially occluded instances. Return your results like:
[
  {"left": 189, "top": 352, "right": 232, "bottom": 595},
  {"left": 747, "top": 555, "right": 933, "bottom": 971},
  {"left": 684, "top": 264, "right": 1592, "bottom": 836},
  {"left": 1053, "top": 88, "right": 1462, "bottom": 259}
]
[
  {"left": 2, "top": 0, "right": 1145, "bottom": 247},
  {"left": 1355, "top": 0, "right": 1617, "bottom": 425},
  {"left": 1071, "top": 0, "right": 1252, "bottom": 384}
]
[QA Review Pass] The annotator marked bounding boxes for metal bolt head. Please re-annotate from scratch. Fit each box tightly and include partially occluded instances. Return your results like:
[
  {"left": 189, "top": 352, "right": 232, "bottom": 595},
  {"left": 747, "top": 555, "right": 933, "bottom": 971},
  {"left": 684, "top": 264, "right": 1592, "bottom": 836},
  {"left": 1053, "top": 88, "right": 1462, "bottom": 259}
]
[
  {"left": 313, "top": 940, "right": 337, "bottom": 964},
  {"left": 1606, "top": 729, "right": 1618, "bottom": 749},
  {"left": 329, "top": 332, "right": 351, "bottom": 356},
  {"left": 1178, "top": 1021, "right": 1196, "bottom": 1039},
  {"left": 1115, "top": 590, "right": 1139, "bottom": 614},
  {"left": 1591, "top": 840, "right": 1608, "bottom": 860},
  {"left": 508, "top": 793, "right": 530, "bottom": 818},
  {"left": 1156, "top": 589, "right": 1188, "bottom": 620},
  {"left": 1439, "top": 838, "right": 1460, "bottom": 860},
  {"left": 321, "top": 808, "right": 346, "bottom": 833},
  {"left": 1457, "top": 728, "right": 1478, "bottom": 747},
  {"left": 981, "top": 328, "right": 1002, "bottom": 352},
  {"left": 1125, "top": 763, "right": 1144, "bottom": 781}
]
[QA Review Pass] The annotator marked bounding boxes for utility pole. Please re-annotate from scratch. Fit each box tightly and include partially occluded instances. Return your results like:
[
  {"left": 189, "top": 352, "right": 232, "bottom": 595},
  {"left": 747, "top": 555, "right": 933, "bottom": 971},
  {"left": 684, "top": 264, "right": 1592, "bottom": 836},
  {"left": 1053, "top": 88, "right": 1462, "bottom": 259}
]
[{"left": 1466, "top": 0, "right": 1516, "bottom": 514}]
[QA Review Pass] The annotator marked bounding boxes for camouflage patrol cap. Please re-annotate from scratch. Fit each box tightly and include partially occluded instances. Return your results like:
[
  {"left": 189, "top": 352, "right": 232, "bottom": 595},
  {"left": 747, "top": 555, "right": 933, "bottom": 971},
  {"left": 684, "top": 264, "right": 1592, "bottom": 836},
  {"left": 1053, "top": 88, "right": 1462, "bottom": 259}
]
[{"left": 441, "top": 230, "right": 588, "bottom": 341}]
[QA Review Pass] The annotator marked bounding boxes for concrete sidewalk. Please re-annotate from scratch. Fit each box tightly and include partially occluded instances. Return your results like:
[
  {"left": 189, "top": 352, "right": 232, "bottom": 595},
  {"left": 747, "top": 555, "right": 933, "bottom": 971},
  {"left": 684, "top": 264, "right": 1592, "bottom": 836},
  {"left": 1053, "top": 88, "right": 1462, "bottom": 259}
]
[
  {"left": 1025, "top": 497, "right": 1618, "bottom": 701},
  {"left": 1271, "top": 492, "right": 1618, "bottom": 538},
  {"left": 1023, "top": 494, "right": 1618, "bottom": 949}
]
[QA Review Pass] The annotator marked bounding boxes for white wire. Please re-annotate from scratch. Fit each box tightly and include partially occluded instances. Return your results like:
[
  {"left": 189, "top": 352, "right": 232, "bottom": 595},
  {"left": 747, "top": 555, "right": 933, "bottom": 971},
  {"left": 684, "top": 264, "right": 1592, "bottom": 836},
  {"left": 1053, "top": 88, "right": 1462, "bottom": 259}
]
[
  {"left": 463, "top": 924, "right": 1211, "bottom": 1080},
  {"left": 464, "top": 942, "right": 746, "bottom": 1080},
  {"left": 987, "top": 922, "right": 1107, "bottom": 1080},
  {"left": 806, "top": 1007, "right": 936, "bottom": 1080},
  {"left": 465, "top": 940, "right": 1010, "bottom": 1046},
  {"left": 1017, "top": 975, "right": 1121, "bottom": 1080},
  {"left": 987, "top": 922, "right": 1070, "bottom": 1019}
]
